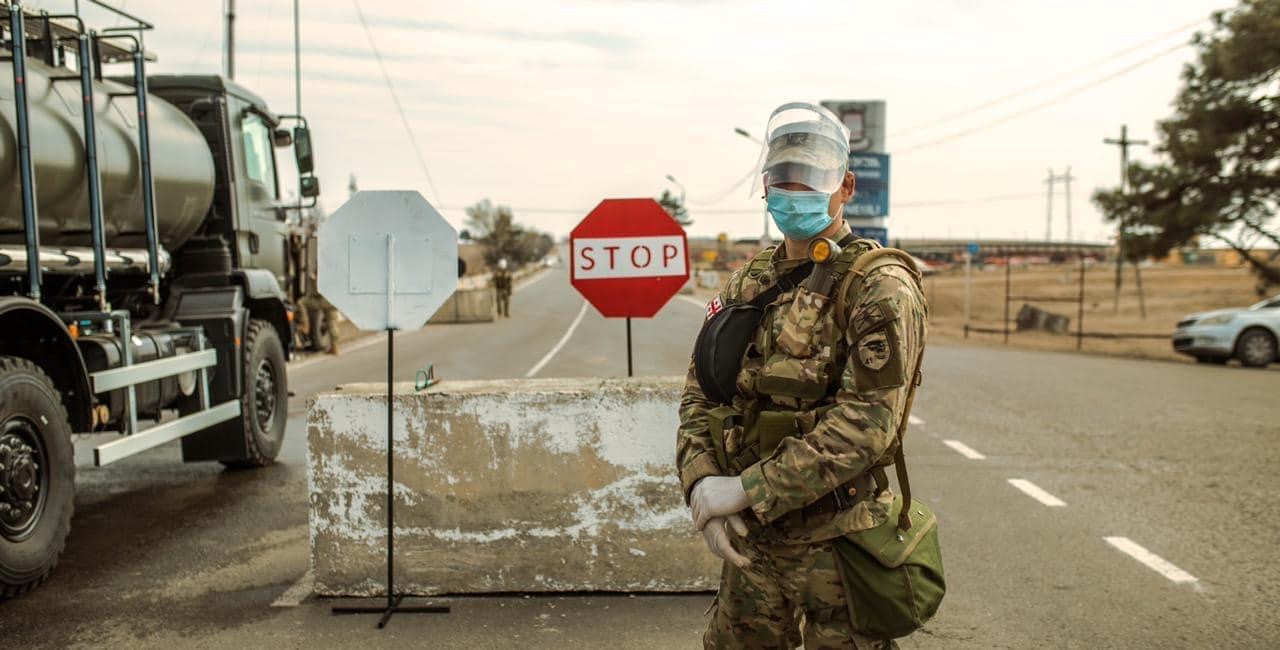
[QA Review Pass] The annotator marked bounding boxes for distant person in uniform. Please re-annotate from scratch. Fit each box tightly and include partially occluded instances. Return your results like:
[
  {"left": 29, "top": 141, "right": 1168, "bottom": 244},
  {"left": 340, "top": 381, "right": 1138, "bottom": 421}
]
[
  {"left": 297, "top": 287, "right": 340, "bottom": 355},
  {"left": 493, "top": 258, "right": 513, "bottom": 318},
  {"left": 679, "top": 102, "right": 930, "bottom": 648}
]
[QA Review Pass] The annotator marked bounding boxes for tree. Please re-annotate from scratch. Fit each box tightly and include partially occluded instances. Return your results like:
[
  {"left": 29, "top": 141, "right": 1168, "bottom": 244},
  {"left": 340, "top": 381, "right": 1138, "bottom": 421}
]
[
  {"left": 658, "top": 189, "right": 692, "bottom": 227},
  {"left": 1093, "top": 0, "right": 1280, "bottom": 292},
  {"left": 464, "top": 199, "right": 553, "bottom": 268}
]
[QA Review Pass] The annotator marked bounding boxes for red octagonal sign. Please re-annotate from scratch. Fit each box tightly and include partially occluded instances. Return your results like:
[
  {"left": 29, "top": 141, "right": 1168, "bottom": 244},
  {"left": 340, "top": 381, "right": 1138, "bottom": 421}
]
[{"left": 570, "top": 198, "right": 690, "bottom": 318}]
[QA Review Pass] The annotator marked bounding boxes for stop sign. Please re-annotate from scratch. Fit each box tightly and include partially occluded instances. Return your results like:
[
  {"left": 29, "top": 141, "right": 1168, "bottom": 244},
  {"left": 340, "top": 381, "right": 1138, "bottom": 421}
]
[{"left": 570, "top": 198, "right": 690, "bottom": 318}]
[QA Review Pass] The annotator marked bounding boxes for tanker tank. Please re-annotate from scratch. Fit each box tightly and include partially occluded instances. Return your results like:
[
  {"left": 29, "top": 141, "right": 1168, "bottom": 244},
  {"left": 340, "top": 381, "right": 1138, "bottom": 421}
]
[{"left": 0, "top": 56, "right": 215, "bottom": 251}]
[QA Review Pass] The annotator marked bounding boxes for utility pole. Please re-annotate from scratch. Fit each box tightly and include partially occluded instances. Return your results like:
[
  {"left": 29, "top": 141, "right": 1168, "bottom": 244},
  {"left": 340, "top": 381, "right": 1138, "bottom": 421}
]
[
  {"left": 294, "top": 0, "right": 301, "bottom": 114},
  {"left": 1043, "top": 167, "right": 1075, "bottom": 241},
  {"left": 1044, "top": 168, "right": 1055, "bottom": 241},
  {"left": 1104, "top": 125, "right": 1148, "bottom": 314},
  {"left": 1062, "top": 166, "right": 1074, "bottom": 241},
  {"left": 224, "top": 0, "right": 235, "bottom": 79}
]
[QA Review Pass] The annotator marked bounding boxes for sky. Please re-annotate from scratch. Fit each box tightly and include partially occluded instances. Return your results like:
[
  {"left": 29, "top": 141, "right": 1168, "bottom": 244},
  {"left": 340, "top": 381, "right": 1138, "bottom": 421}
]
[{"left": 33, "top": 0, "right": 1234, "bottom": 242}]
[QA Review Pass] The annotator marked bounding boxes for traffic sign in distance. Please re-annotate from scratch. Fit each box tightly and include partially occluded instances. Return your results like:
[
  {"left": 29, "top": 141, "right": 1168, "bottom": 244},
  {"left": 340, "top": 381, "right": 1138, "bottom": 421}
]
[
  {"left": 570, "top": 198, "right": 690, "bottom": 318},
  {"left": 318, "top": 190, "right": 458, "bottom": 331}
]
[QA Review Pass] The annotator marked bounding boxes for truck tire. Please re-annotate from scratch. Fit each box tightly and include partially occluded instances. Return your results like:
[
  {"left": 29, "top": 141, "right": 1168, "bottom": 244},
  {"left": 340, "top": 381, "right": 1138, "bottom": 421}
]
[
  {"left": 1235, "top": 328, "right": 1277, "bottom": 368},
  {"left": 308, "top": 308, "right": 331, "bottom": 352},
  {"left": 0, "top": 357, "right": 74, "bottom": 598},
  {"left": 221, "top": 320, "right": 288, "bottom": 469}
]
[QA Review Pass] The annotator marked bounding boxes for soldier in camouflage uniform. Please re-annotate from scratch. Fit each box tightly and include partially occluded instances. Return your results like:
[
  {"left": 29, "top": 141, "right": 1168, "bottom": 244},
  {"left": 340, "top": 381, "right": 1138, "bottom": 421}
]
[
  {"left": 493, "top": 259, "right": 513, "bottom": 318},
  {"left": 678, "top": 103, "right": 928, "bottom": 649}
]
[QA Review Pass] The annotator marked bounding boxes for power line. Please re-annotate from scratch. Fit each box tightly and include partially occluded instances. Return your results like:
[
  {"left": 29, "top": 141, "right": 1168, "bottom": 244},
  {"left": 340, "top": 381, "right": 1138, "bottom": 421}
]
[
  {"left": 895, "top": 42, "right": 1188, "bottom": 154},
  {"left": 892, "top": 17, "right": 1206, "bottom": 139},
  {"left": 351, "top": 0, "right": 441, "bottom": 202},
  {"left": 442, "top": 192, "right": 1042, "bottom": 217},
  {"left": 687, "top": 165, "right": 757, "bottom": 205}
]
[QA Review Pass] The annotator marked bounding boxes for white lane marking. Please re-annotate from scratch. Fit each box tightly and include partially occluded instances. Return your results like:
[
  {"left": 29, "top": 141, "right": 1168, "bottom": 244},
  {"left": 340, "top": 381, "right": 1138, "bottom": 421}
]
[
  {"left": 1104, "top": 537, "right": 1198, "bottom": 584},
  {"left": 289, "top": 270, "right": 554, "bottom": 371},
  {"left": 942, "top": 439, "right": 986, "bottom": 460},
  {"left": 677, "top": 294, "right": 709, "bottom": 309},
  {"left": 525, "top": 301, "right": 590, "bottom": 378},
  {"left": 271, "top": 569, "right": 314, "bottom": 607},
  {"left": 909, "top": 415, "right": 925, "bottom": 426},
  {"left": 1007, "top": 478, "right": 1066, "bottom": 507},
  {"left": 289, "top": 332, "right": 385, "bottom": 371}
]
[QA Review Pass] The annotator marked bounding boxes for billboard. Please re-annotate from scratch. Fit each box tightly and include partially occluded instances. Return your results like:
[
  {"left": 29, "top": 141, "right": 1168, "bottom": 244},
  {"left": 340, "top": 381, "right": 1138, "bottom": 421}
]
[
  {"left": 820, "top": 100, "right": 887, "bottom": 154},
  {"left": 845, "top": 153, "right": 890, "bottom": 219}
]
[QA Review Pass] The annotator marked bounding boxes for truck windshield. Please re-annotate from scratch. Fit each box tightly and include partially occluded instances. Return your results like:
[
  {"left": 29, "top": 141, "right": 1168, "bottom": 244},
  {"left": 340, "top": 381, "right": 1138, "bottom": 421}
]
[{"left": 242, "top": 114, "right": 279, "bottom": 199}]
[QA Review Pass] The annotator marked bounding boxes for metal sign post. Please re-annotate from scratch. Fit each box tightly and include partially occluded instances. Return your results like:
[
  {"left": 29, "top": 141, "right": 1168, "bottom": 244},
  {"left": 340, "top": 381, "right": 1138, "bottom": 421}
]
[{"left": 318, "top": 191, "right": 458, "bottom": 628}]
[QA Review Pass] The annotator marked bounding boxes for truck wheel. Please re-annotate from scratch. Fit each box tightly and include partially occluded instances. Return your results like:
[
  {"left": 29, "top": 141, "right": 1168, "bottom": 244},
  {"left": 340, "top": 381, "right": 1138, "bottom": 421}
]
[
  {"left": 221, "top": 320, "right": 288, "bottom": 469},
  {"left": 308, "top": 309, "right": 332, "bottom": 352},
  {"left": 1235, "top": 328, "right": 1277, "bottom": 368},
  {"left": 0, "top": 357, "right": 74, "bottom": 598}
]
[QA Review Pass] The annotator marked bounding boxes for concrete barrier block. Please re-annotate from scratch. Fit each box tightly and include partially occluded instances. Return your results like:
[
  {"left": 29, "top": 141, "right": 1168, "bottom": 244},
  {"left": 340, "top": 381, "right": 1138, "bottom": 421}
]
[
  {"left": 307, "top": 377, "right": 720, "bottom": 596},
  {"left": 428, "top": 288, "right": 495, "bottom": 324}
]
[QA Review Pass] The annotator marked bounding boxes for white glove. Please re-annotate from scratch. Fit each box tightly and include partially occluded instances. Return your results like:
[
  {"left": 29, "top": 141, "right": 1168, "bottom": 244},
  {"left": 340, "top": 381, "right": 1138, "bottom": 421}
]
[
  {"left": 691, "top": 476, "right": 751, "bottom": 532},
  {"left": 701, "top": 514, "right": 752, "bottom": 568}
]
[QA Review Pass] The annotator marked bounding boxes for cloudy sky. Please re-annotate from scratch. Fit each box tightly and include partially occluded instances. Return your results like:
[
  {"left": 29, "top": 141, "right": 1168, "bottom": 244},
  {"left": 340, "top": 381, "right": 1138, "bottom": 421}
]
[{"left": 35, "top": 0, "right": 1231, "bottom": 241}]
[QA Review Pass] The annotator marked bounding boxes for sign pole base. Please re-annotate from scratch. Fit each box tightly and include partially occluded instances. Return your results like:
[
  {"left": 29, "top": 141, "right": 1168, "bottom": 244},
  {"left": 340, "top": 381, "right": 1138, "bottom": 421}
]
[
  {"left": 625, "top": 317, "right": 633, "bottom": 377},
  {"left": 330, "top": 328, "right": 451, "bottom": 628}
]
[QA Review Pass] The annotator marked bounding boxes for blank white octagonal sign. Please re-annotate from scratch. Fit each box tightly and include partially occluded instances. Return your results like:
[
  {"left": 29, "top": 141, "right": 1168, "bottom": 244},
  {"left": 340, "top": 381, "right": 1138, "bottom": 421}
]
[{"left": 317, "top": 190, "right": 458, "bottom": 331}]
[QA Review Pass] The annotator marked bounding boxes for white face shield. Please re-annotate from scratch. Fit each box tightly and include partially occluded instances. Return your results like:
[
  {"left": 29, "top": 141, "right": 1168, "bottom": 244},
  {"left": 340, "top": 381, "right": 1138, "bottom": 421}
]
[{"left": 750, "top": 102, "right": 851, "bottom": 197}]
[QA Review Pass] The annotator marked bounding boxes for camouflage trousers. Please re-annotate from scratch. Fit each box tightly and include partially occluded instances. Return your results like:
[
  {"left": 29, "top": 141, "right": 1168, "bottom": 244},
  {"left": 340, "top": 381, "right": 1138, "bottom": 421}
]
[
  {"left": 705, "top": 536, "right": 897, "bottom": 650},
  {"left": 496, "top": 289, "right": 511, "bottom": 317}
]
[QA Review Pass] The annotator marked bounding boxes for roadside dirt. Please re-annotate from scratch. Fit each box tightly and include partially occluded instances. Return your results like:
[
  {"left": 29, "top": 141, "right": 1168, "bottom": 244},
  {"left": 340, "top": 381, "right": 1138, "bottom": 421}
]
[{"left": 691, "top": 263, "right": 1270, "bottom": 365}]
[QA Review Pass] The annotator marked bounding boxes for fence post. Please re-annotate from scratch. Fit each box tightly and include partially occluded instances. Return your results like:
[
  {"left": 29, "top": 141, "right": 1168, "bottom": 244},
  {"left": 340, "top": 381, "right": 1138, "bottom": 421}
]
[
  {"left": 1077, "top": 255, "right": 1086, "bottom": 350},
  {"left": 1003, "top": 254, "right": 1011, "bottom": 345}
]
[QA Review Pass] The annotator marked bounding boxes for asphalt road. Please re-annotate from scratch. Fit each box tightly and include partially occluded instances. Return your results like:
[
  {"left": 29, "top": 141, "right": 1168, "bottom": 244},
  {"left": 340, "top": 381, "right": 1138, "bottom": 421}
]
[{"left": 2, "top": 260, "right": 1278, "bottom": 648}]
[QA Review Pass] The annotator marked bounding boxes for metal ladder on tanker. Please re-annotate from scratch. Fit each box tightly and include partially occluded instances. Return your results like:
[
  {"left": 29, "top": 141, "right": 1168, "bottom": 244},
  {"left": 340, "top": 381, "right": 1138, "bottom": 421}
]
[{"left": 3, "top": 3, "right": 240, "bottom": 465}]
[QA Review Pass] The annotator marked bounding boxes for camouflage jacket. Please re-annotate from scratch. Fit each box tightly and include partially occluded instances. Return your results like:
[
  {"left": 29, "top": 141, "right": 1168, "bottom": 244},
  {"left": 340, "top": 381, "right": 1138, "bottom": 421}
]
[
  {"left": 493, "top": 271, "right": 513, "bottom": 292},
  {"left": 677, "top": 232, "right": 928, "bottom": 544}
]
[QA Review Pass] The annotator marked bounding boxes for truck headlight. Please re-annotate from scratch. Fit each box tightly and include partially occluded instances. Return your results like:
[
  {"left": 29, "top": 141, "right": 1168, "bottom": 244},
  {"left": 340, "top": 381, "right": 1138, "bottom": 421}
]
[{"left": 1201, "top": 314, "right": 1236, "bottom": 325}]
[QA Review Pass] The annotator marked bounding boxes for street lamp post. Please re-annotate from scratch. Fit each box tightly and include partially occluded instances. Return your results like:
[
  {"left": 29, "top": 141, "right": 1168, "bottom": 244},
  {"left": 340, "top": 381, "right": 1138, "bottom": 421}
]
[{"left": 733, "top": 127, "right": 770, "bottom": 246}]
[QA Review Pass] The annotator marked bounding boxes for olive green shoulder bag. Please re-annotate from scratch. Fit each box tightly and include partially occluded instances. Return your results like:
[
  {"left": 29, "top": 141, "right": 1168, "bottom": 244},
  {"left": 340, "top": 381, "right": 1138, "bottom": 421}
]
[{"left": 831, "top": 258, "right": 945, "bottom": 640}]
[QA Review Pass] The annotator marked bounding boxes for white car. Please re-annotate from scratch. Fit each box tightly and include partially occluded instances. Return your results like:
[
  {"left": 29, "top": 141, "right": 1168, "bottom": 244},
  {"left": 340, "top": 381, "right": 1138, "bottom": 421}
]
[{"left": 1173, "top": 294, "right": 1280, "bottom": 367}]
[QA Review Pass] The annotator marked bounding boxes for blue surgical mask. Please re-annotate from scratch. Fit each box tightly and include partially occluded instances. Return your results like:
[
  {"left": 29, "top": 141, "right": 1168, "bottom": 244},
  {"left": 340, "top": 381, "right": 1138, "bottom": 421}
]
[{"left": 765, "top": 187, "right": 834, "bottom": 239}]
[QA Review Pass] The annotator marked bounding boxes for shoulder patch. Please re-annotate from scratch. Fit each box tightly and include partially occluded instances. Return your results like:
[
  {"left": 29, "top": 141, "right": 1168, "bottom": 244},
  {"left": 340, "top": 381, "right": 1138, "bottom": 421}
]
[{"left": 850, "top": 297, "right": 900, "bottom": 337}]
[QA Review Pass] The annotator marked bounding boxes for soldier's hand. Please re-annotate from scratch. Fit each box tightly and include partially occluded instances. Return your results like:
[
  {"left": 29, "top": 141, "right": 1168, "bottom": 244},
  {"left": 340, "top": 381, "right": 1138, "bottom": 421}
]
[
  {"left": 701, "top": 514, "right": 751, "bottom": 568},
  {"left": 691, "top": 476, "right": 751, "bottom": 531}
]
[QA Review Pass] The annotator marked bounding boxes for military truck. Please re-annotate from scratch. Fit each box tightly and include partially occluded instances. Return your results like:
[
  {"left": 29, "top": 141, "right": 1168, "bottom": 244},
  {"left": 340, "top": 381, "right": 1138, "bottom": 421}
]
[{"left": 0, "top": 2, "right": 320, "bottom": 595}]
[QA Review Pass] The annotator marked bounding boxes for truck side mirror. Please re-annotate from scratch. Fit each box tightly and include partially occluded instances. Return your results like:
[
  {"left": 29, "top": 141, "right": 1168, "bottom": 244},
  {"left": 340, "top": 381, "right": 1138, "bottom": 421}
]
[
  {"left": 300, "top": 175, "right": 321, "bottom": 198},
  {"left": 273, "top": 128, "right": 293, "bottom": 147},
  {"left": 293, "top": 126, "right": 315, "bottom": 174}
]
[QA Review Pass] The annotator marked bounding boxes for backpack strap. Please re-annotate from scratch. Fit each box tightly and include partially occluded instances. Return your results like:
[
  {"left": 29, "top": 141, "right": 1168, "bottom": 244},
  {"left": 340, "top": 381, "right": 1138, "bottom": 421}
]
[
  {"left": 733, "top": 247, "right": 778, "bottom": 302},
  {"left": 834, "top": 247, "right": 923, "bottom": 333},
  {"left": 893, "top": 343, "right": 926, "bottom": 531}
]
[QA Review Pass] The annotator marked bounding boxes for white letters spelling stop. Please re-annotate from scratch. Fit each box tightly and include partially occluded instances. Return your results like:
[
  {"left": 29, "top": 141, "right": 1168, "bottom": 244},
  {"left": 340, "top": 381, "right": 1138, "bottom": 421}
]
[{"left": 573, "top": 236, "right": 688, "bottom": 280}]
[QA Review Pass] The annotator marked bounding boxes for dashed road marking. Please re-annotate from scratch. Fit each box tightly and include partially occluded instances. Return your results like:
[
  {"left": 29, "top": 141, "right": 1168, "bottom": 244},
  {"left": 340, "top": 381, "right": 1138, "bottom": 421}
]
[
  {"left": 909, "top": 415, "right": 925, "bottom": 426},
  {"left": 1007, "top": 478, "right": 1066, "bottom": 507},
  {"left": 942, "top": 439, "right": 986, "bottom": 460},
  {"left": 1104, "top": 537, "right": 1198, "bottom": 584},
  {"left": 526, "top": 301, "right": 590, "bottom": 378}
]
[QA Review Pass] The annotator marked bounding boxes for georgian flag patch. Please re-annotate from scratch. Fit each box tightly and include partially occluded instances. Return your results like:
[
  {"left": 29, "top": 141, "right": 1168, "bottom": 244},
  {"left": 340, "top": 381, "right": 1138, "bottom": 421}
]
[{"left": 705, "top": 296, "right": 724, "bottom": 320}]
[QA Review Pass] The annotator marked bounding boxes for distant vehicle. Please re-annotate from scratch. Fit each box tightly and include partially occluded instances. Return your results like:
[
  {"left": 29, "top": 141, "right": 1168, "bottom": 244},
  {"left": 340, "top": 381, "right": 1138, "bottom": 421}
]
[{"left": 1173, "top": 294, "right": 1280, "bottom": 367}]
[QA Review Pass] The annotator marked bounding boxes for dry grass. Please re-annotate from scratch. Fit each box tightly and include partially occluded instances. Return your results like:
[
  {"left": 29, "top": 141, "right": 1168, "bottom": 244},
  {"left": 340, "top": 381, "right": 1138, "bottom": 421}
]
[
  {"left": 923, "top": 264, "right": 1264, "bottom": 362},
  {"left": 689, "top": 262, "right": 1267, "bottom": 363}
]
